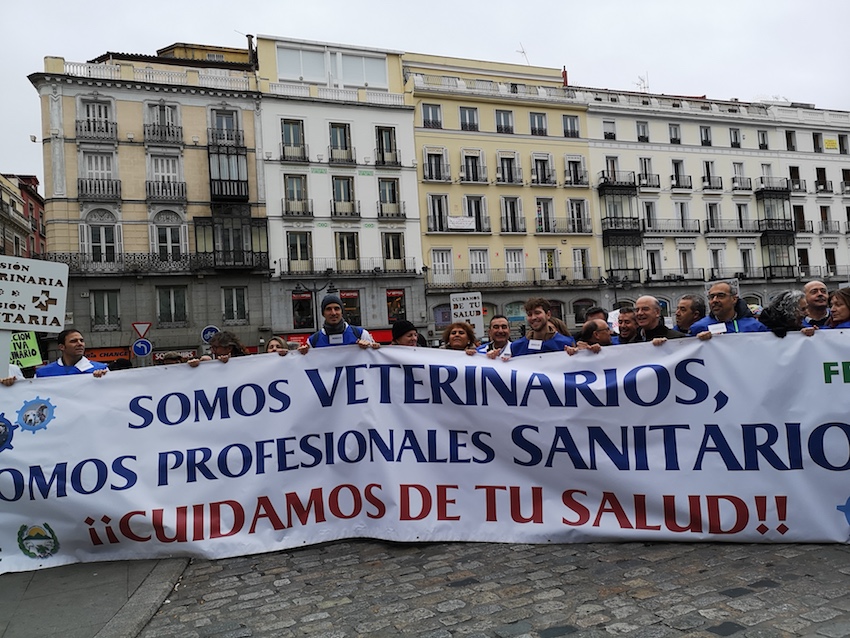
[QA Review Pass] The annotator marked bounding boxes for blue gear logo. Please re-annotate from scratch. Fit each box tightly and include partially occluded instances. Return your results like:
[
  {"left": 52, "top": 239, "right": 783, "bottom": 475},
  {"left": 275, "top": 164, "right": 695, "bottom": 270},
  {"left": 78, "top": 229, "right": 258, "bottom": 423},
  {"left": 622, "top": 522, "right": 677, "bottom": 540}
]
[
  {"left": 16, "top": 397, "right": 57, "bottom": 433},
  {"left": 0, "top": 413, "right": 16, "bottom": 452}
]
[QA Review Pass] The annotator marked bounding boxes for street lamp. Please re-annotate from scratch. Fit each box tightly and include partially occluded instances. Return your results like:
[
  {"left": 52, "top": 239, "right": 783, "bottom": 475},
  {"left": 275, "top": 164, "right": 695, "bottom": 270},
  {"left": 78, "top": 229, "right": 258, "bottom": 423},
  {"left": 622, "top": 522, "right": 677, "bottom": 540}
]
[
  {"left": 600, "top": 275, "right": 632, "bottom": 307},
  {"left": 293, "top": 280, "right": 338, "bottom": 331}
]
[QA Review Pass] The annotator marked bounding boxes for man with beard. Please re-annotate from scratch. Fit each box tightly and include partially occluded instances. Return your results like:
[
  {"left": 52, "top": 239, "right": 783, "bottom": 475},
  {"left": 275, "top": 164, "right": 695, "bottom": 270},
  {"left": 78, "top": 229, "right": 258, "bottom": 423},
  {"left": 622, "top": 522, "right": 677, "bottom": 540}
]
[
  {"left": 501, "top": 298, "right": 575, "bottom": 359},
  {"left": 299, "top": 293, "right": 379, "bottom": 352},
  {"left": 689, "top": 281, "right": 769, "bottom": 339}
]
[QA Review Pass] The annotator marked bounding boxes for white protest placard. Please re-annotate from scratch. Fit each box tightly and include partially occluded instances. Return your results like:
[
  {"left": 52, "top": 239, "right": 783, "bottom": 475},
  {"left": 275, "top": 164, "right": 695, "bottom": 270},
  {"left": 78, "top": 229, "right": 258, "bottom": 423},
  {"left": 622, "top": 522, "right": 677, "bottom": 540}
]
[{"left": 450, "top": 292, "right": 485, "bottom": 339}]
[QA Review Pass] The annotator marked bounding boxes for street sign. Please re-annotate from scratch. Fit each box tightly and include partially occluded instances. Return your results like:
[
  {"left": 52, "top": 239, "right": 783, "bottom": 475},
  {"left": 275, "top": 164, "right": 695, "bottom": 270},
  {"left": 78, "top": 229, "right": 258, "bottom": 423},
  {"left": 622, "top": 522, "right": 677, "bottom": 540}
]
[
  {"left": 450, "top": 292, "right": 485, "bottom": 340},
  {"left": 132, "top": 339, "right": 153, "bottom": 357},
  {"left": 201, "top": 325, "right": 220, "bottom": 344},
  {"left": 132, "top": 322, "right": 152, "bottom": 339}
]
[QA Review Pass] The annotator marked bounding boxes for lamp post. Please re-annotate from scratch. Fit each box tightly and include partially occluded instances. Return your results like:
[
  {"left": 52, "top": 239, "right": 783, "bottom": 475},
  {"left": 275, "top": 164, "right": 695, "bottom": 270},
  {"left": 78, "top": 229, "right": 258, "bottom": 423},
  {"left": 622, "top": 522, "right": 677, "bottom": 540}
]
[
  {"left": 293, "top": 280, "right": 338, "bottom": 331},
  {"left": 600, "top": 275, "right": 632, "bottom": 307}
]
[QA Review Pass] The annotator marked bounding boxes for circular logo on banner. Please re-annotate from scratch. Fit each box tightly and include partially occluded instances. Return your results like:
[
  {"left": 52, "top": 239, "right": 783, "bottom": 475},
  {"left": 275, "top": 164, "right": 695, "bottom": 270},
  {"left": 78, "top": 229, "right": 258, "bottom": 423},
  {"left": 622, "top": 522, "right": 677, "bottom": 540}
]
[
  {"left": 132, "top": 339, "right": 153, "bottom": 357},
  {"left": 201, "top": 325, "right": 220, "bottom": 344}
]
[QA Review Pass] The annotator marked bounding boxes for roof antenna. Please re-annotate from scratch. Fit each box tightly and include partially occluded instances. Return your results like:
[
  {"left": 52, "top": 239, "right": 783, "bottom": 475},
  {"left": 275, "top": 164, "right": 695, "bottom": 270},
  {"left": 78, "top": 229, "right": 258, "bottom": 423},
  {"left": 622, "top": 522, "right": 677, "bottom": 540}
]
[{"left": 516, "top": 43, "right": 530, "bottom": 66}]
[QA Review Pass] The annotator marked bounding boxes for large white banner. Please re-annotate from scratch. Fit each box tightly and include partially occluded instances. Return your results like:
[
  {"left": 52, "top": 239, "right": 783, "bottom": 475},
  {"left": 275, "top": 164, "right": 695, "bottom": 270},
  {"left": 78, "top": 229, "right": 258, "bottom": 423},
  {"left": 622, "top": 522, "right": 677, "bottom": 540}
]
[{"left": 1, "top": 332, "right": 849, "bottom": 574}]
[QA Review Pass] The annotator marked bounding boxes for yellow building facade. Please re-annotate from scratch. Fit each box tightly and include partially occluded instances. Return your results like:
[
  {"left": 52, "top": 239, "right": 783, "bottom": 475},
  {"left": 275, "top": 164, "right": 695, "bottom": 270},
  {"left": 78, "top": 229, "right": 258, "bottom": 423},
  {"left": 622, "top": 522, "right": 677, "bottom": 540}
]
[{"left": 403, "top": 53, "right": 602, "bottom": 328}]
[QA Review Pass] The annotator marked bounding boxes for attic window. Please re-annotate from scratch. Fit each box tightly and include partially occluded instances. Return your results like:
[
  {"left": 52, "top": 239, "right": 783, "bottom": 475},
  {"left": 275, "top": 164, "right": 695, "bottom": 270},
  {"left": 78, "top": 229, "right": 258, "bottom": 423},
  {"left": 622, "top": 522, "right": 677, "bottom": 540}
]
[{"left": 206, "top": 53, "right": 225, "bottom": 62}]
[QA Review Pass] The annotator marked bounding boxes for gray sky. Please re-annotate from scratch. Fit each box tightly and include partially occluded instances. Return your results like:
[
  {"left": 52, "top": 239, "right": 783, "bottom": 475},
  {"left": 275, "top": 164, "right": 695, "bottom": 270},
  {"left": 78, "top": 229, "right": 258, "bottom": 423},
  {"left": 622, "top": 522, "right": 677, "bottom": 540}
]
[{"left": 5, "top": 0, "right": 848, "bottom": 186}]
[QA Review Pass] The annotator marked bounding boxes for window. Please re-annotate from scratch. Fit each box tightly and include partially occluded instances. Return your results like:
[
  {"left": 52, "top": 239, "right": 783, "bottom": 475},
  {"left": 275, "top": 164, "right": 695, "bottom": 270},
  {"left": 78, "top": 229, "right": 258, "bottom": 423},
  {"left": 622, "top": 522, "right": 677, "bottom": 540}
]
[
  {"left": 284, "top": 175, "right": 308, "bottom": 214},
  {"left": 423, "top": 104, "right": 442, "bottom": 128},
  {"left": 332, "top": 177, "right": 356, "bottom": 216},
  {"left": 277, "top": 47, "right": 387, "bottom": 88},
  {"left": 536, "top": 198, "right": 555, "bottom": 232},
  {"left": 540, "top": 248, "right": 558, "bottom": 280},
  {"left": 565, "top": 156, "right": 587, "bottom": 186},
  {"left": 375, "top": 126, "right": 397, "bottom": 165},
  {"left": 211, "top": 110, "right": 239, "bottom": 145},
  {"left": 497, "top": 153, "right": 521, "bottom": 184},
  {"left": 460, "top": 107, "right": 478, "bottom": 131},
  {"left": 147, "top": 103, "right": 179, "bottom": 142},
  {"left": 496, "top": 110, "right": 513, "bottom": 134},
  {"left": 387, "top": 289, "right": 406, "bottom": 323},
  {"left": 707, "top": 202, "right": 720, "bottom": 227},
  {"left": 505, "top": 248, "right": 524, "bottom": 281},
  {"left": 92, "top": 290, "right": 119, "bottom": 330},
  {"left": 153, "top": 210, "right": 185, "bottom": 261},
  {"left": 643, "top": 201, "right": 657, "bottom": 228},
  {"left": 603, "top": 120, "right": 616, "bottom": 140},
  {"left": 675, "top": 201, "right": 689, "bottom": 223},
  {"left": 532, "top": 154, "right": 554, "bottom": 185},
  {"left": 636, "top": 121, "right": 649, "bottom": 142},
  {"left": 157, "top": 287, "right": 187, "bottom": 325},
  {"left": 563, "top": 115, "right": 579, "bottom": 138},
  {"left": 428, "top": 194, "right": 448, "bottom": 231},
  {"left": 813, "top": 132, "right": 823, "bottom": 153},
  {"left": 378, "top": 178, "right": 400, "bottom": 216},
  {"left": 572, "top": 248, "right": 590, "bottom": 279},
  {"left": 83, "top": 152, "right": 113, "bottom": 180},
  {"left": 758, "top": 130, "right": 768, "bottom": 150},
  {"left": 470, "top": 249, "right": 489, "bottom": 282},
  {"left": 465, "top": 195, "right": 487, "bottom": 231},
  {"left": 209, "top": 147, "right": 247, "bottom": 187},
  {"left": 222, "top": 287, "right": 248, "bottom": 324},
  {"left": 785, "top": 130, "right": 797, "bottom": 151},
  {"left": 287, "top": 231, "right": 312, "bottom": 270},
  {"left": 646, "top": 250, "right": 661, "bottom": 277},
  {"left": 679, "top": 250, "right": 692, "bottom": 275},
  {"left": 729, "top": 128, "right": 741, "bottom": 148},
  {"left": 840, "top": 134, "right": 849, "bottom": 155},
  {"left": 382, "top": 232, "right": 405, "bottom": 269},
  {"left": 569, "top": 199, "right": 589, "bottom": 233},
  {"left": 329, "top": 123, "right": 353, "bottom": 162},
  {"left": 281, "top": 119, "right": 306, "bottom": 160},
  {"left": 83, "top": 210, "right": 121, "bottom": 263},
  {"left": 500, "top": 197, "right": 524, "bottom": 232},
  {"left": 669, "top": 123, "right": 681, "bottom": 144},
  {"left": 80, "top": 101, "right": 114, "bottom": 137},
  {"left": 461, "top": 151, "right": 485, "bottom": 182},
  {"left": 530, "top": 112, "right": 547, "bottom": 136},
  {"left": 340, "top": 291, "right": 362, "bottom": 326},
  {"left": 430, "top": 249, "right": 452, "bottom": 286},
  {"left": 700, "top": 126, "right": 712, "bottom": 146},
  {"left": 424, "top": 148, "right": 449, "bottom": 181},
  {"left": 335, "top": 232, "right": 359, "bottom": 268},
  {"left": 291, "top": 290, "right": 314, "bottom": 330}
]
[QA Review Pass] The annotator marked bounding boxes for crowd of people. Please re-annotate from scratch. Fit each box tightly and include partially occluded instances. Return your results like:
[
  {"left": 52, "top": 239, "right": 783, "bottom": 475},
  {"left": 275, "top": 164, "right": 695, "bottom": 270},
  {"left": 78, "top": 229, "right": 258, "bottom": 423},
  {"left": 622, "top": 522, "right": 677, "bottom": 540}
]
[{"left": 2, "top": 279, "right": 847, "bottom": 385}]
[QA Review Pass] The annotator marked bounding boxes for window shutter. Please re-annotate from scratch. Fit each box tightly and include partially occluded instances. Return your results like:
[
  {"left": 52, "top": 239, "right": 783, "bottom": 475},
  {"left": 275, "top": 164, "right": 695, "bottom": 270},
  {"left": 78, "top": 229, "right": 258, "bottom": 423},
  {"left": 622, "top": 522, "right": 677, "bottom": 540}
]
[
  {"left": 79, "top": 223, "right": 89, "bottom": 254},
  {"left": 115, "top": 224, "right": 124, "bottom": 254}
]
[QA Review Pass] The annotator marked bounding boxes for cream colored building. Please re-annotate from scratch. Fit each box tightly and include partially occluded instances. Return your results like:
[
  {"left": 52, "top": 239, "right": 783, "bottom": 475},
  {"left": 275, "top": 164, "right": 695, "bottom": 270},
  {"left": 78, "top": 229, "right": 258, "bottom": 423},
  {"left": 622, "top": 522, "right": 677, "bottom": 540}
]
[{"left": 29, "top": 42, "right": 272, "bottom": 363}]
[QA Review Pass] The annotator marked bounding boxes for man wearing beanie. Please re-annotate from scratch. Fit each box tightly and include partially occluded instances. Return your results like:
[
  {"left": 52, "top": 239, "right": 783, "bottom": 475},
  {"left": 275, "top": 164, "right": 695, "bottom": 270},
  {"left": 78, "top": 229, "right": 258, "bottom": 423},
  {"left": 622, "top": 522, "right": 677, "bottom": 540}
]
[
  {"left": 391, "top": 320, "right": 419, "bottom": 346},
  {"left": 298, "top": 293, "right": 380, "bottom": 353}
]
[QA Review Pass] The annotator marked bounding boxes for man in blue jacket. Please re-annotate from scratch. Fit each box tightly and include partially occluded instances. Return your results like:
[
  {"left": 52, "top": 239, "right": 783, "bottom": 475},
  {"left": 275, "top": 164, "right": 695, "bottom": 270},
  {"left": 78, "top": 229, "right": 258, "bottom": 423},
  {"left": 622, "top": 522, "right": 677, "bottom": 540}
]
[
  {"left": 501, "top": 297, "right": 575, "bottom": 359},
  {"left": 689, "top": 281, "right": 768, "bottom": 339},
  {"left": 35, "top": 329, "right": 109, "bottom": 378},
  {"left": 299, "top": 293, "right": 379, "bottom": 352}
]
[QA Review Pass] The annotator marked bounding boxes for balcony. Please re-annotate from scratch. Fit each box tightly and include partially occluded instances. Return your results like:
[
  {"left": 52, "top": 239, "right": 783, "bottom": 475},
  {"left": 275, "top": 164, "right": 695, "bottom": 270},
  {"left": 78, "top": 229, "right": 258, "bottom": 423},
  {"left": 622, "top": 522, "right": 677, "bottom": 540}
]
[
  {"left": 598, "top": 170, "right": 636, "bottom": 187},
  {"left": 280, "top": 143, "right": 309, "bottom": 163},
  {"left": 328, "top": 146, "right": 356, "bottom": 164},
  {"left": 331, "top": 200, "right": 360, "bottom": 217},
  {"left": 563, "top": 170, "right": 589, "bottom": 187},
  {"left": 424, "top": 266, "right": 602, "bottom": 289},
  {"left": 499, "top": 216, "right": 526, "bottom": 234},
  {"left": 530, "top": 169, "right": 557, "bottom": 186},
  {"left": 144, "top": 123, "right": 183, "bottom": 144},
  {"left": 423, "top": 163, "right": 451, "bottom": 182},
  {"left": 423, "top": 119, "right": 442, "bottom": 129},
  {"left": 210, "top": 179, "right": 249, "bottom": 201},
  {"left": 535, "top": 217, "right": 592, "bottom": 234},
  {"left": 638, "top": 135, "right": 650, "bottom": 143},
  {"left": 637, "top": 173, "right": 660, "bottom": 188},
  {"left": 496, "top": 124, "right": 514, "bottom": 134},
  {"left": 208, "top": 127, "right": 245, "bottom": 147},
  {"left": 603, "top": 132, "right": 616, "bottom": 140},
  {"left": 601, "top": 217, "right": 641, "bottom": 231},
  {"left": 789, "top": 179, "right": 807, "bottom": 194},
  {"left": 815, "top": 180, "right": 834, "bottom": 194},
  {"left": 731, "top": 176, "right": 752, "bottom": 191},
  {"left": 794, "top": 220, "right": 814, "bottom": 233},
  {"left": 670, "top": 137, "right": 681, "bottom": 145},
  {"left": 282, "top": 198, "right": 313, "bottom": 217},
  {"left": 703, "top": 218, "right": 760, "bottom": 233},
  {"left": 754, "top": 177, "right": 790, "bottom": 194},
  {"left": 377, "top": 201, "right": 406, "bottom": 219},
  {"left": 531, "top": 127, "right": 547, "bottom": 136},
  {"left": 146, "top": 181, "right": 187, "bottom": 201},
  {"left": 459, "top": 165, "right": 488, "bottom": 183},
  {"left": 670, "top": 174, "right": 693, "bottom": 190},
  {"left": 643, "top": 218, "right": 700, "bottom": 233},
  {"left": 841, "top": 181, "right": 850, "bottom": 196},
  {"left": 40, "top": 251, "right": 269, "bottom": 274},
  {"left": 76, "top": 119, "right": 117, "bottom": 141},
  {"left": 374, "top": 148, "right": 401, "bottom": 167},
  {"left": 819, "top": 220, "right": 841, "bottom": 234},
  {"left": 495, "top": 167, "right": 524, "bottom": 185},
  {"left": 280, "top": 256, "right": 417, "bottom": 276},
  {"left": 460, "top": 122, "right": 479, "bottom": 131},
  {"left": 709, "top": 267, "right": 766, "bottom": 281},
  {"left": 764, "top": 265, "right": 796, "bottom": 279},
  {"left": 702, "top": 176, "right": 723, "bottom": 190},
  {"left": 645, "top": 268, "right": 705, "bottom": 283},
  {"left": 758, "top": 219, "right": 795, "bottom": 232},
  {"left": 78, "top": 178, "right": 121, "bottom": 201}
]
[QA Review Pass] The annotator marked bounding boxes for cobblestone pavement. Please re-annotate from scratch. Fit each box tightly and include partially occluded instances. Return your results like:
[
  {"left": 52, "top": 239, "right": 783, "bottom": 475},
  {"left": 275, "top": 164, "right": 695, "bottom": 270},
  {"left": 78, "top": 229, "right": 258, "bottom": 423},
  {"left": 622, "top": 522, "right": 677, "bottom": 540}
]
[{"left": 140, "top": 541, "right": 850, "bottom": 637}]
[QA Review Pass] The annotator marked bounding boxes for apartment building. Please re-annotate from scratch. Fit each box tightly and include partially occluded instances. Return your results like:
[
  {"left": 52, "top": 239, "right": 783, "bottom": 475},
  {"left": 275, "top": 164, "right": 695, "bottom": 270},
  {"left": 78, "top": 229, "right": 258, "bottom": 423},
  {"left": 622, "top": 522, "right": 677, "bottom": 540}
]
[
  {"left": 0, "top": 174, "right": 41, "bottom": 258},
  {"left": 254, "top": 36, "right": 425, "bottom": 341},
  {"left": 403, "top": 52, "right": 850, "bottom": 329},
  {"left": 404, "top": 54, "right": 600, "bottom": 334},
  {"left": 29, "top": 42, "right": 271, "bottom": 363}
]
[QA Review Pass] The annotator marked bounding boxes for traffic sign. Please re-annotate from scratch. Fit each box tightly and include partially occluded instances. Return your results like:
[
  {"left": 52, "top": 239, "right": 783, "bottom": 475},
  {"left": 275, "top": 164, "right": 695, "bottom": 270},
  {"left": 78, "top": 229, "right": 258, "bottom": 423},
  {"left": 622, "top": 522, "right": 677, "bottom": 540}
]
[
  {"left": 132, "top": 339, "right": 153, "bottom": 357},
  {"left": 132, "top": 322, "right": 152, "bottom": 339},
  {"left": 201, "top": 325, "right": 220, "bottom": 343}
]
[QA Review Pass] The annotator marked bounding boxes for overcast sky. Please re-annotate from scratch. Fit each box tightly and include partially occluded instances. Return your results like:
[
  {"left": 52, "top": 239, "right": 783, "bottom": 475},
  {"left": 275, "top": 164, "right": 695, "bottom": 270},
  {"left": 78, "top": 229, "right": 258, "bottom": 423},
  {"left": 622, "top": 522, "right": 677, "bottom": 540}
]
[{"left": 4, "top": 0, "right": 848, "bottom": 188}]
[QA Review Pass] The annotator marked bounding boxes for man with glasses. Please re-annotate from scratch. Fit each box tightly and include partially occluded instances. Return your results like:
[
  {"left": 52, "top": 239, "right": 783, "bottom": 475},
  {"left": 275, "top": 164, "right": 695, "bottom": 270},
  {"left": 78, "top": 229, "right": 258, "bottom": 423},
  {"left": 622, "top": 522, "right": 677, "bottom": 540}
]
[
  {"left": 576, "top": 318, "right": 614, "bottom": 349},
  {"left": 689, "top": 280, "right": 768, "bottom": 339}
]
